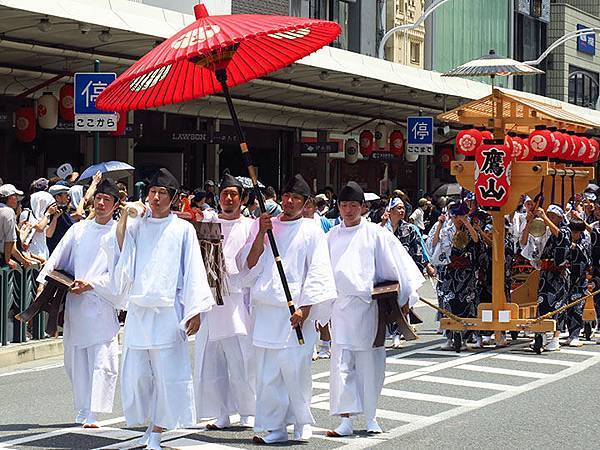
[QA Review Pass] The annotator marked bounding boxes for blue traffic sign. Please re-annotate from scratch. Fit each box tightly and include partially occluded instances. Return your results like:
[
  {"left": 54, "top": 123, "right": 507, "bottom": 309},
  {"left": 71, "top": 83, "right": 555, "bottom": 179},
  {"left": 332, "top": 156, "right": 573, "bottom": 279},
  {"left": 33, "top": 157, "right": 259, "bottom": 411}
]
[
  {"left": 407, "top": 116, "right": 434, "bottom": 145},
  {"left": 74, "top": 72, "right": 116, "bottom": 114}
]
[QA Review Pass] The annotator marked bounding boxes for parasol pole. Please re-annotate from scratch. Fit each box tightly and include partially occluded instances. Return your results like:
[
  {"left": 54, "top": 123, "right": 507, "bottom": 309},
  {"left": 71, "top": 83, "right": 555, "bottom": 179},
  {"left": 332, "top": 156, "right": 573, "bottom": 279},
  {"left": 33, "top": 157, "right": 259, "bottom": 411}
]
[{"left": 215, "top": 69, "right": 305, "bottom": 345}]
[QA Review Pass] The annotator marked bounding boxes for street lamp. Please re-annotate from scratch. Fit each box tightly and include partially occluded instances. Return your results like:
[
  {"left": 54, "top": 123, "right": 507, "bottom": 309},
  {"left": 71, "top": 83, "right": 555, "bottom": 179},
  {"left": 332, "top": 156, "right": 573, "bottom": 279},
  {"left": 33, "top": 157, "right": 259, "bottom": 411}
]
[
  {"left": 523, "top": 27, "right": 599, "bottom": 65},
  {"left": 377, "top": 0, "right": 451, "bottom": 59}
]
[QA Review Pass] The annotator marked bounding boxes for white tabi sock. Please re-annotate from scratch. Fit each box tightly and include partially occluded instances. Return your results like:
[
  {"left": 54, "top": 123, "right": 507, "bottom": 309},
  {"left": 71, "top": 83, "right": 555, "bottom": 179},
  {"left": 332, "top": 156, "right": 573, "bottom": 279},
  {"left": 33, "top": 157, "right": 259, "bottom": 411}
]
[
  {"left": 239, "top": 415, "right": 252, "bottom": 427},
  {"left": 366, "top": 418, "right": 383, "bottom": 434},
  {"left": 261, "top": 428, "right": 288, "bottom": 444},
  {"left": 215, "top": 416, "right": 231, "bottom": 428},
  {"left": 75, "top": 410, "right": 88, "bottom": 424},
  {"left": 145, "top": 431, "right": 162, "bottom": 450},
  {"left": 293, "top": 423, "right": 312, "bottom": 440},
  {"left": 138, "top": 424, "right": 153, "bottom": 445},
  {"left": 333, "top": 417, "right": 353, "bottom": 436}
]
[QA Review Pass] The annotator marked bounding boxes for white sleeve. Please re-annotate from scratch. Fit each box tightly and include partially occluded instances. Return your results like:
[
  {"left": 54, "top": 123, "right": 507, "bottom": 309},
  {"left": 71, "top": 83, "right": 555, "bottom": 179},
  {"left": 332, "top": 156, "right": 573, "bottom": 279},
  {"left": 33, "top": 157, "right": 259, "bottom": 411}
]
[{"left": 177, "top": 224, "right": 215, "bottom": 329}]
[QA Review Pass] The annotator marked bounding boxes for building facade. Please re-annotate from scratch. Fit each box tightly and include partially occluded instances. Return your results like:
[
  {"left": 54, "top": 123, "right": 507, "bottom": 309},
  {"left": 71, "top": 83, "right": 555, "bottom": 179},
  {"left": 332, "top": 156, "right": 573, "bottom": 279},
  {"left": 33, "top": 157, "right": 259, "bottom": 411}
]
[
  {"left": 546, "top": 1, "right": 600, "bottom": 109},
  {"left": 384, "top": 0, "right": 426, "bottom": 68}
]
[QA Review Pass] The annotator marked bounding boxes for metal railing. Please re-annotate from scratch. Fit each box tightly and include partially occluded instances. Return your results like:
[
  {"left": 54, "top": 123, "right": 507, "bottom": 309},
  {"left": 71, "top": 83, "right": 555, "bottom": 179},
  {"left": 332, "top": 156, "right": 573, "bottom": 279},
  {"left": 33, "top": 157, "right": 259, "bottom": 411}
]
[{"left": 0, "top": 265, "right": 44, "bottom": 346}]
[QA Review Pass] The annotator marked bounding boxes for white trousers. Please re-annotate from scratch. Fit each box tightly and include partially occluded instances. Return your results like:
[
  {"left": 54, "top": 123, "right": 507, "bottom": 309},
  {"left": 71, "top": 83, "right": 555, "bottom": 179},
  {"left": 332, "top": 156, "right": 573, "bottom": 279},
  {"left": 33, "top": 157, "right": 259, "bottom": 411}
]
[
  {"left": 121, "top": 341, "right": 196, "bottom": 430},
  {"left": 64, "top": 338, "right": 119, "bottom": 415},
  {"left": 253, "top": 331, "right": 317, "bottom": 432},
  {"left": 194, "top": 333, "right": 256, "bottom": 419},
  {"left": 329, "top": 345, "right": 386, "bottom": 419}
]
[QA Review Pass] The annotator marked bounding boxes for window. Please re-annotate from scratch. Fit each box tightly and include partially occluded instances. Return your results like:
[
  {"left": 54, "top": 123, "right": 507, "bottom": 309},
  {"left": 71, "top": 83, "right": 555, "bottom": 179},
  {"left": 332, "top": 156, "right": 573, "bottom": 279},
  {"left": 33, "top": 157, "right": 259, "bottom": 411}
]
[
  {"left": 568, "top": 66, "right": 600, "bottom": 109},
  {"left": 410, "top": 42, "right": 420, "bottom": 64}
]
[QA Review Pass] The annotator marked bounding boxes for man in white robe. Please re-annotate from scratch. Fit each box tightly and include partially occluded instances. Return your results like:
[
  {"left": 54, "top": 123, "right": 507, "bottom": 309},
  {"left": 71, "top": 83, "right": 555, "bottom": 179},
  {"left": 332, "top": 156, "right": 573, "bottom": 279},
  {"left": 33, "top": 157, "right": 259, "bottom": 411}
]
[
  {"left": 237, "top": 174, "right": 337, "bottom": 444},
  {"left": 326, "top": 182, "right": 424, "bottom": 437},
  {"left": 194, "top": 172, "right": 256, "bottom": 429},
  {"left": 37, "top": 178, "right": 124, "bottom": 428},
  {"left": 115, "top": 168, "right": 215, "bottom": 450}
]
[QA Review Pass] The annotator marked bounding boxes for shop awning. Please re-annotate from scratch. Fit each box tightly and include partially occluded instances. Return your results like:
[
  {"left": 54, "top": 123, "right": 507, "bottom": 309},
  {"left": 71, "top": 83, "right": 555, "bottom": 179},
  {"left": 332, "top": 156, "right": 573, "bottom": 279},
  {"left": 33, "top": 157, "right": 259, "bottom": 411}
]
[{"left": 0, "top": 0, "right": 599, "bottom": 132}]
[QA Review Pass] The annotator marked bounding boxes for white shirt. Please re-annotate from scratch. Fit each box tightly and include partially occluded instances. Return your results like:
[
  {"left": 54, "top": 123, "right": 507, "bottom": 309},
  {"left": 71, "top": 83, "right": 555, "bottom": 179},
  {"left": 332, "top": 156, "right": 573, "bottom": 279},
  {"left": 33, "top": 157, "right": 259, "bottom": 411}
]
[
  {"left": 410, "top": 207, "right": 425, "bottom": 231},
  {"left": 118, "top": 213, "right": 215, "bottom": 349},
  {"left": 327, "top": 219, "right": 425, "bottom": 350},
  {"left": 37, "top": 219, "right": 122, "bottom": 347},
  {"left": 237, "top": 216, "right": 337, "bottom": 349},
  {"left": 202, "top": 215, "right": 254, "bottom": 341}
]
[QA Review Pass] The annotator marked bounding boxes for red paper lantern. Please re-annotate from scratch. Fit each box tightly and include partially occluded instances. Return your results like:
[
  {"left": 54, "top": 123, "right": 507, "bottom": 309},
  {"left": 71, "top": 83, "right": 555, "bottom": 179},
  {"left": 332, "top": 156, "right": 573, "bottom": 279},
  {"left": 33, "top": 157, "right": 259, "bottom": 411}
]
[
  {"left": 569, "top": 134, "right": 580, "bottom": 161},
  {"left": 528, "top": 125, "right": 553, "bottom": 158},
  {"left": 389, "top": 130, "right": 404, "bottom": 157},
  {"left": 511, "top": 136, "right": 524, "bottom": 160},
  {"left": 59, "top": 83, "right": 74, "bottom": 121},
  {"left": 505, "top": 134, "right": 514, "bottom": 158},
  {"left": 575, "top": 135, "right": 589, "bottom": 162},
  {"left": 475, "top": 139, "right": 512, "bottom": 208},
  {"left": 550, "top": 130, "right": 565, "bottom": 160},
  {"left": 586, "top": 138, "right": 600, "bottom": 164},
  {"left": 15, "top": 106, "right": 36, "bottom": 143},
  {"left": 480, "top": 129, "right": 493, "bottom": 140},
  {"left": 439, "top": 146, "right": 453, "bottom": 169},
  {"left": 359, "top": 130, "right": 374, "bottom": 158},
  {"left": 111, "top": 111, "right": 127, "bottom": 136},
  {"left": 455, "top": 128, "right": 482, "bottom": 157},
  {"left": 519, "top": 135, "right": 534, "bottom": 161},
  {"left": 561, "top": 132, "right": 574, "bottom": 160}
]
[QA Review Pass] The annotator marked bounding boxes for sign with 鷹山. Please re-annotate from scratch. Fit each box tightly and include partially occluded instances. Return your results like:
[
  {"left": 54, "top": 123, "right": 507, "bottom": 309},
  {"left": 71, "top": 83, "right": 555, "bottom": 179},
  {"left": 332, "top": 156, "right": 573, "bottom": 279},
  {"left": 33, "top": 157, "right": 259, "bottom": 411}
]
[
  {"left": 406, "top": 116, "right": 434, "bottom": 156},
  {"left": 74, "top": 72, "right": 117, "bottom": 131}
]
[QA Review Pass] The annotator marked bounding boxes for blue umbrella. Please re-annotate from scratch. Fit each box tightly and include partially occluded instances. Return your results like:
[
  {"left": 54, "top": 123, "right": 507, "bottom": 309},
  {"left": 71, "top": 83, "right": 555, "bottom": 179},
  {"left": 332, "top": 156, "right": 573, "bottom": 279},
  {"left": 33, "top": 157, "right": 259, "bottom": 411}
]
[{"left": 78, "top": 161, "right": 135, "bottom": 183}]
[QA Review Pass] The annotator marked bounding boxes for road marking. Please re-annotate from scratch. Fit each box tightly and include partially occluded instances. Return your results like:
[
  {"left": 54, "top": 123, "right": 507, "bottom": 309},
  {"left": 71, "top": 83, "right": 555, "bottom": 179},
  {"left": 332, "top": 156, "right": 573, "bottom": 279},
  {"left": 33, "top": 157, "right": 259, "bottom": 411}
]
[
  {"left": 0, "top": 362, "right": 63, "bottom": 378},
  {"left": 311, "top": 402, "right": 426, "bottom": 423},
  {"left": 420, "top": 350, "right": 471, "bottom": 357},
  {"left": 493, "top": 354, "right": 576, "bottom": 367},
  {"left": 311, "top": 371, "right": 330, "bottom": 380},
  {"left": 159, "top": 438, "right": 244, "bottom": 449},
  {"left": 383, "top": 352, "right": 496, "bottom": 385},
  {"left": 414, "top": 375, "right": 517, "bottom": 391},
  {"left": 379, "top": 389, "right": 475, "bottom": 406},
  {"left": 385, "top": 358, "right": 437, "bottom": 367},
  {"left": 0, "top": 416, "right": 126, "bottom": 448},
  {"left": 456, "top": 364, "right": 550, "bottom": 379},
  {"left": 67, "top": 426, "right": 140, "bottom": 441},
  {"left": 559, "top": 348, "right": 600, "bottom": 356},
  {"left": 337, "top": 352, "right": 600, "bottom": 449}
]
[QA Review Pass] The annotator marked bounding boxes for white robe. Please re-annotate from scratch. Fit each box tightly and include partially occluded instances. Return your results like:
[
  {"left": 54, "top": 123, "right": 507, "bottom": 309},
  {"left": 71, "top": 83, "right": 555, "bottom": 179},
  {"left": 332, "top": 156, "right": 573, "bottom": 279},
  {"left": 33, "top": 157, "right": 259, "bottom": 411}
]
[
  {"left": 237, "top": 216, "right": 337, "bottom": 431},
  {"left": 327, "top": 219, "right": 424, "bottom": 419},
  {"left": 195, "top": 216, "right": 256, "bottom": 420},
  {"left": 37, "top": 219, "right": 123, "bottom": 415},
  {"left": 116, "top": 213, "right": 215, "bottom": 430}
]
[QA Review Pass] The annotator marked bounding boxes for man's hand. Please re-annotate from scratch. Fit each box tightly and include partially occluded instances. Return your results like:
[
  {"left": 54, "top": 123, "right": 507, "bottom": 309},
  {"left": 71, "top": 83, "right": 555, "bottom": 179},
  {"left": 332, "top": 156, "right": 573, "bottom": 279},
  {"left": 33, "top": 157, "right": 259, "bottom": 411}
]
[
  {"left": 290, "top": 305, "right": 311, "bottom": 329},
  {"left": 7, "top": 259, "right": 17, "bottom": 270},
  {"left": 71, "top": 280, "right": 92, "bottom": 294},
  {"left": 438, "top": 213, "right": 446, "bottom": 223},
  {"left": 258, "top": 212, "right": 273, "bottom": 235},
  {"left": 425, "top": 263, "right": 436, "bottom": 278},
  {"left": 185, "top": 314, "right": 201, "bottom": 336},
  {"left": 47, "top": 204, "right": 59, "bottom": 216}
]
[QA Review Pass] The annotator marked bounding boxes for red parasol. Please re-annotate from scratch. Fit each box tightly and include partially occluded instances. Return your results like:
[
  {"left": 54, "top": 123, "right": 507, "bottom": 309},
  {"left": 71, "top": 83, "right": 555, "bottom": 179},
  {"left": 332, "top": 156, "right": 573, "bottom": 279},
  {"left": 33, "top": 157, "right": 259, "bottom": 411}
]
[
  {"left": 96, "top": 4, "right": 340, "bottom": 111},
  {"left": 97, "top": 4, "right": 341, "bottom": 346}
]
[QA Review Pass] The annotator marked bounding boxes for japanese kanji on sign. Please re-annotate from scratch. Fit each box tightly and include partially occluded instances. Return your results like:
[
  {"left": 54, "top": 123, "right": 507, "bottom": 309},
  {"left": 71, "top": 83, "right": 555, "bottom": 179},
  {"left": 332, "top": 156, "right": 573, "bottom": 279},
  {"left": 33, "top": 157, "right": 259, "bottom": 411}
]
[
  {"left": 74, "top": 72, "right": 117, "bottom": 131},
  {"left": 474, "top": 139, "right": 512, "bottom": 208},
  {"left": 406, "top": 116, "right": 434, "bottom": 156}
]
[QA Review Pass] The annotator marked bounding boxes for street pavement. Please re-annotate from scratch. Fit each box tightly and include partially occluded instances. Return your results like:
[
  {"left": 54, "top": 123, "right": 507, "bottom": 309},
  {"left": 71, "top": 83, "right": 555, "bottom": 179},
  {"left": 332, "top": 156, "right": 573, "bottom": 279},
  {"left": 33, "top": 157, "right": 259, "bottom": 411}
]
[{"left": 1, "top": 302, "right": 600, "bottom": 450}]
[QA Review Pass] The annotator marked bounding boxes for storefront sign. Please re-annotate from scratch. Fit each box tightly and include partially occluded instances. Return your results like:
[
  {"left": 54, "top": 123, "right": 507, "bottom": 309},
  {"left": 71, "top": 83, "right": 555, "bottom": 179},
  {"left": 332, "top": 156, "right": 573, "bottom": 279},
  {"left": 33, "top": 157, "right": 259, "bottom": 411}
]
[
  {"left": 171, "top": 131, "right": 239, "bottom": 144},
  {"left": 407, "top": 116, "right": 433, "bottom": 156},
  {"left": 577, "top": 24, "right": 595, "bottom": 56},
  {"left": 74, "top": 72, "right": 117, "bottom": 131},
  {"left": 371, "top": 152, "right": 401, "bottom": 160},
  {"left": 300, "top": 142, "right": 339, "bottom": 154}
]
